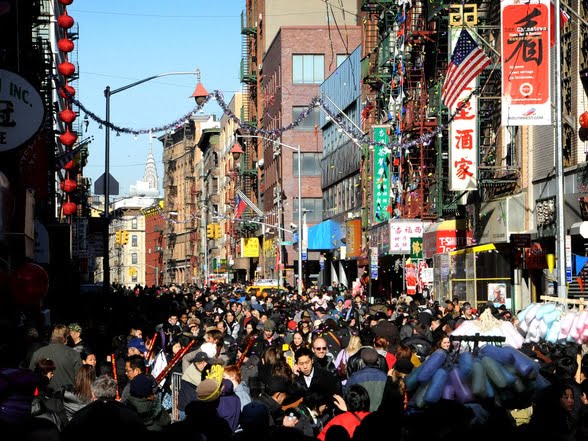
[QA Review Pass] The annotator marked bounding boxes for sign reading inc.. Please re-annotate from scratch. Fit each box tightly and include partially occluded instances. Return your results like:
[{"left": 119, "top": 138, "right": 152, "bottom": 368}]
[{"left": 0, "top": 69, "right": 45, "bottom": 152}]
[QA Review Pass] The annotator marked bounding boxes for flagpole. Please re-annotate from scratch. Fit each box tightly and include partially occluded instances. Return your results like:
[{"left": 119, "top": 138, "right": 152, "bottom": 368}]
[{"left": 554, "top": 0, "right": 567, "bottom": 299}]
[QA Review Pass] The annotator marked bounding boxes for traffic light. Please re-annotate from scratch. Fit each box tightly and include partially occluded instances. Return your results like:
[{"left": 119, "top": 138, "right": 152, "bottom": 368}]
[
  {"left": 115, "top": 231, "right": 121, "bottom": 244},
  {"left": 206, "top": 224, "right": 214, "bottom": 239},
  {"left": 214, "top": 224, "right": 222, "bottom": 239},
  {"left": 121, "top": 230, "right": 129, "bottom": 245}
]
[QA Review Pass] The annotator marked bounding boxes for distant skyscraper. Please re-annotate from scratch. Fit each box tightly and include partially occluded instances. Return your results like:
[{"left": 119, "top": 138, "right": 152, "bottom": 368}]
[{"left": 143, "top": 132, "right": 159, "bottom": 191}]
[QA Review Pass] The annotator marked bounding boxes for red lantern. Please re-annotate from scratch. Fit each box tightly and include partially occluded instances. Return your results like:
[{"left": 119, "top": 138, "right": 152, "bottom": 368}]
[
  {"left": 9, "top": 263, "right": 49, "bottom": 308},
  {"left": 60, "top": 179, "right": 77, "bottom": 193},
  {"left": 64, "top": 160, "right": 75, "bottom": 170},
  {"left": 58, "top": 61, "right": 75, "bottom": 77},
  {"left": 57, "top": 38, "right": 74, "bottom": 53},
  {"left": 59, "top": 0, "right": 74, "bottom": 4},
  {"left": 59, "top": 129, "right": 77, "bottom": 146},
  {"left": 59, "top": 108, "right": 76, "bottom": 123},
  {"left": 580, "top": 112, "right": 588, "bottom": 129},
  {"left": 58, "top": 85, "right": 76, "bottom": 99},
  {"left": 62, "top": 201, "right": 77, "bottom": 216},
  {"left": 57, "top": 11, "right": 74, "bottom": 29}
]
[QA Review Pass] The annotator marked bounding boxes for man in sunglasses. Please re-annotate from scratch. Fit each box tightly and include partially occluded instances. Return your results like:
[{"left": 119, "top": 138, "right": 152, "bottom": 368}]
[{"left": 311, "top": 337, "right": 336, "bottom": 374}]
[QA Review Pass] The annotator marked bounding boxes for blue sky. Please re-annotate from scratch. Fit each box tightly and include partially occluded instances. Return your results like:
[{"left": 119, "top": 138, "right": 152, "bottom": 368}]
[{"left": 70, "top": 1, "right": 243, "bottom": 196}]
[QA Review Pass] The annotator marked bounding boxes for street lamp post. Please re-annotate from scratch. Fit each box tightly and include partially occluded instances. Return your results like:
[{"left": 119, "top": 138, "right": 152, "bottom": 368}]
[
  {"left": 235, "top": 135, "right": 302, "bottom": 298},
  {"left": 101, "top": 69, "right": 208, "bottom": 295}
]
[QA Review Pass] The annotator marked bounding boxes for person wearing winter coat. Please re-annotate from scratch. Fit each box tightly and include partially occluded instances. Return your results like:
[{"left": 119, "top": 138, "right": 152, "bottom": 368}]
[
  {"left": 125, "top": 373, "right": 171, "bottom": 431},
  {"left": 217, "top": 378, "right": 241, "bottom": 432},
  {"left": 344, "top": 347, "right": 388, "bottom": 412}
]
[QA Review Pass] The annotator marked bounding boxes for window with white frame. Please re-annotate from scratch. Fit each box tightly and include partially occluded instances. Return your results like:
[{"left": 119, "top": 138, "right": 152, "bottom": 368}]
[{"left": 292, "top": 55, "right": 324, "bottom": 84}]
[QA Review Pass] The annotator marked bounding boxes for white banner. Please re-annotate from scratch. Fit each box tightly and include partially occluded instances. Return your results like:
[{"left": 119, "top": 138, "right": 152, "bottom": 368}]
[{"left": 448, "top": 28, "right": 479, "bottom": 191}]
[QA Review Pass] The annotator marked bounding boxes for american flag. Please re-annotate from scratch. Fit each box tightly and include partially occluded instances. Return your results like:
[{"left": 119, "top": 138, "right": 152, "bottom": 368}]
[
  {"left": 234, "top": 194, "right": 246, "bottom": 219},
  {"left": 441, "top": 29, "right": 491, "bottom": 109}
]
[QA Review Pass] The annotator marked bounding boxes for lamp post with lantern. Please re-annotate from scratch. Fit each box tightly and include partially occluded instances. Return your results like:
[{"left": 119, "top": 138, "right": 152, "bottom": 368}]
[{"left": 101, "top": 69, "right": 208, "bottom": 295}]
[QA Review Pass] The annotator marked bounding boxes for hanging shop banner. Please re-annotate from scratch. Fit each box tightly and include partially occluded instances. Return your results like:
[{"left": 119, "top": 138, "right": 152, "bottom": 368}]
[
  {"left": 410, "top": 238, "right": 423, "bottom": 259},
  {"left": 370, "top": 246, "right": 379, "bottom": 280},
  {"left": 448, "top": 31, "right": 479, "bottom": 191},
  {"left": 345, "top": 218, "right": 362, "bottom": 258},
  {"left": 405, "top": 260, "right": 417, "bottom": 295},
  {"left": 240, "top": 237, "right": 260, "bottom": 258},
  {"left": 0, "top": 69, "right": 45, "bottom": 152},
  {"left": 372, "top": 126, "right": 391, "bottom": 223},
  {"left": 501, "top": 0, "right": 551, "bottom": 126},
  {"left": 389, "top": 220, "right": 429, "bottom": 254}
]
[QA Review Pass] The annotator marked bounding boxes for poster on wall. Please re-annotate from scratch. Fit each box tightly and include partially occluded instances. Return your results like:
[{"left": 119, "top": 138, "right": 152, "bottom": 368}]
[{"left": 487, "top": 282, "right": 511, "bottom": 309}]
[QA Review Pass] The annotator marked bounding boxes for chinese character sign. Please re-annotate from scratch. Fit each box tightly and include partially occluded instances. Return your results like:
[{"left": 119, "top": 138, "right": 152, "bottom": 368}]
[
  {"left": 410, "top": 238, "right": 423, "bottom": 259},
  {"left": 389, "top": 221, "right": 428, "bottom": 253},
  {"left": 448, "top": 32, "right": 479, "bottom": 191},
  {"left": 501, "top": 0, "right": 551, "bottom": 126},
  {"left": 372, "top": 126, "right": 391, "bottom": 223}
]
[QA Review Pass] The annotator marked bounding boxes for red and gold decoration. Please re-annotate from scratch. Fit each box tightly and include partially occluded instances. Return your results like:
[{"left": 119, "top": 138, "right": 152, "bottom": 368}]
[
  {"left": 9, "top": 263, "right": 49, "bottom": 308},
  {"left": 57, "top": 1, "right": 78, "bottom": 218}
]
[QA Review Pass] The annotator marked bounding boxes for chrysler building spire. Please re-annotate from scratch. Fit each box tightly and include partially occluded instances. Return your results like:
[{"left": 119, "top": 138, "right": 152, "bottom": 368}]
[{"left": 143, "top": 131, "right": 159, "bottom": 190}]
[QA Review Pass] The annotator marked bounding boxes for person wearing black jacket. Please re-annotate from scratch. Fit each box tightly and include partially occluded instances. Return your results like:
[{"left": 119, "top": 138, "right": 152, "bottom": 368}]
[{"left": 293, "top": 347, "right": 341, "bottom": 397}]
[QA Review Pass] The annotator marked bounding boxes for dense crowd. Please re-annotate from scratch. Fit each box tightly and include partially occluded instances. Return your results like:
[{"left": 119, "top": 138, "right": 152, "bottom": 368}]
[{"left": 2, "top": 282, "right": 588, "bottom": 441}]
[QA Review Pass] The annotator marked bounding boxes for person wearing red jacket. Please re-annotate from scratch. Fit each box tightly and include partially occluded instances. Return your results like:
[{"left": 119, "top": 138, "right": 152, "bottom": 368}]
[{"left": 317, "top": 384, "right": 371, "bottom": 441}]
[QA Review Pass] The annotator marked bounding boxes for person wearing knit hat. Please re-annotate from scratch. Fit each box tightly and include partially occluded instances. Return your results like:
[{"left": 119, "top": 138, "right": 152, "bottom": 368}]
[{"left": 197, "top": 378, "right": 223, "bottom": 402}]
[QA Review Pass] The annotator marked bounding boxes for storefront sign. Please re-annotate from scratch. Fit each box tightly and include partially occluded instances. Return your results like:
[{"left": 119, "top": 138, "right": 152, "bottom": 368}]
[
  {"left": 240, "top": 237, "right": 260, "bottom": 258},
  {"left": 448, "top": 27, "right": 479, "bottom": 191},
  {"left": 372, "top": 126, "right": 391, "bottom": 223},
  {"left": 0, "top": 69, "right": 45, "bottom": 152},
  {"left": 525, "top": 242, "right": 547, "bottom": 269},
  {"left": 501, "top": 0, "right": 551, "bottom": 125},
  {"left": 389, "top": 220, "right": 428, "bottom": 254},
  {"left": 345, "top": 218, "right": 362, "bottom": 258}
]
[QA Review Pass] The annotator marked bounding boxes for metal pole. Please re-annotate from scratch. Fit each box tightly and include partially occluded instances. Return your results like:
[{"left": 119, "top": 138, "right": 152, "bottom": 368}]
[
  {"left": 554, "top": 0, "right": 566, "bottom": 299},
  {"left": 277, "top": 182, "right": 283, "bottom": 290},
  {"left": 297, "top": 146, "right": 303, "bottom": 298},
  {"left": 103, "top": 86, "right": 111, "bottom": 296}
]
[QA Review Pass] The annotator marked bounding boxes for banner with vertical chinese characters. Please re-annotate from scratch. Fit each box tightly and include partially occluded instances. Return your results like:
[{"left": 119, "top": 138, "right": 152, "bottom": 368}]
[
  {"left": 372, "top": 126, "right": 391, "bottom": 223},
  {"left": 501, "top": 0, "right": 551, "bottom": 126},
  {"left": 448, "top": 59, "right": 479, "bottom": 191}
]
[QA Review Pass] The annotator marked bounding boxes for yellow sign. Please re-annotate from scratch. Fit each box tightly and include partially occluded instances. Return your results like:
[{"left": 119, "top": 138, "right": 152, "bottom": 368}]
[
  {"left": 241, "top": 237, "right": 260, "bottom": 257},
  {"left": 263, "top": 237, "right": 275, "bottom": 254}
]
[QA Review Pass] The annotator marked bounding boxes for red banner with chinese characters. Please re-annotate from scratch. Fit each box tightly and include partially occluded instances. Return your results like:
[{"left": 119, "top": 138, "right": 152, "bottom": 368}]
[{"left": 501, "top": 0, "right": 551, "bottom": 126}]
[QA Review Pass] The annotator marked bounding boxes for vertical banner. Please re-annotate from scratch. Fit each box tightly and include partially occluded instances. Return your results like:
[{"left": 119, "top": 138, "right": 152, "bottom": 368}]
[
  {"left": 372, "top": 126, "right": 391, "bottom": 223},
  {"left": 370, "top": 246, "right": 379, "bottom": 280},
  {"left": 345, "top": 218, "right": 362, "bottom": 258},
  {"left": 565, "top": 234, "right": 572, "bottom": 283},
  {"left": 501, "top": 0, "right": 551, "bottom": 125},
  {"left": 405, "top": 260, "right": 417, "bottom": 295},
  {"left": 448, "top": 28, "right": 479, "bottom": 191}
]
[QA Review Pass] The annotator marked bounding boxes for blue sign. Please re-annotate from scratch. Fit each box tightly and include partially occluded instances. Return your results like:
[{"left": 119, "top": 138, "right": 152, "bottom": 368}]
[
  {"left": 302, "top": 252, "right": 307, "bottom": 261},
  {"left": 566, "top": 269, "right": 572, "bottom": 283}
]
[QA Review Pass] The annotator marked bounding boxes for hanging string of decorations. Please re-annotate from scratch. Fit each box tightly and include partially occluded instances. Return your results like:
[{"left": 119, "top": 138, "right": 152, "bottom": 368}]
[
  {"left": 52, "top": 76, "right": 476, "bottom": 154},
  {"left": 56, "top": 0, "right": 78, "bottom": 218}
]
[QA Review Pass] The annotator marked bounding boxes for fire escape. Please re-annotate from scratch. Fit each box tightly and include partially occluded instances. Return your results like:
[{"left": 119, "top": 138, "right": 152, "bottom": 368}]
[
  {"left": 162, "top": 136, "right": 177, "bottom": 283},
  {"left": 361, "top": 0, "right": 439, "bottom": 221},
  {"left": 238, "top": 6, "right": 259, "bottom": 234}
]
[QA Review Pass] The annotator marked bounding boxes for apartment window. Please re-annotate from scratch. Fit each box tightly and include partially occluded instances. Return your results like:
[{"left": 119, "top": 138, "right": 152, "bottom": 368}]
[
  {"left": 293, "top": 153, "right": 321, "bottom": 176},
  {"left": 292, "top": 55, "right": 324, "bottom": 84},
  {"left": 131, "top": 235, "right": 138, "bottom": 247},
  {"left": 131, "top": 218, "right": 137, "bottom": 229},
  {"left": 131, "top": 253, "right": 138, "bottom": 264},
  {"left": 294, "top": 198, "right": 323, "bottom": 224},
  {"left": 292, "top": 107, "right": 320, "bottom": 130}
]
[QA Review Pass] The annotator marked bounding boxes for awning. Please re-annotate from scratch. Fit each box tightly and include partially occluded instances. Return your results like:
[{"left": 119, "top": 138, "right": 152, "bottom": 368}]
[
  {"left": 449, "top": 243, "right": 496, "bottom": 255},
  {"left": 307, "top": 219, "right": 344, "bottom": 251},
  {"left": 569, "top": 221, "right": 588, "bottom": 238},
  {"left": 422, "top": 219, "right": 473, "bottom": 258}
]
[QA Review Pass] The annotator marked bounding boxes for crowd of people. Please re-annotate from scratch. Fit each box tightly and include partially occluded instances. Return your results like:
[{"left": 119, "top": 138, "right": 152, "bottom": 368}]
[{"left": 2, "top": 281, "right": 588, "bottom": 441}]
